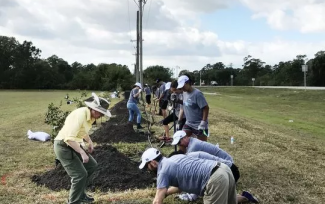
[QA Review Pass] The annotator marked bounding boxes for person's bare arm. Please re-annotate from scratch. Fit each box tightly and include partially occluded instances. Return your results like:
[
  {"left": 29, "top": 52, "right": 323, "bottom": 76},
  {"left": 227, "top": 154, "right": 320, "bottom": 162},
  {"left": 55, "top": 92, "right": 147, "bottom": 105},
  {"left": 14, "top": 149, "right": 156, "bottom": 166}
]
[
  {"left": 83, "top": 134, "right": 94, "bottom": 153},
  {"left": 202, "top": 105, "right": 209, "bottom": 121},
  {"left": 152, "top": 188, "right": 167, "bottom": 204},
  {"left": 66, "top": 140, "right": 89, "bottom": 163},
  {"left": 166, "top": 186, "right": 181, "bottom": 196}
]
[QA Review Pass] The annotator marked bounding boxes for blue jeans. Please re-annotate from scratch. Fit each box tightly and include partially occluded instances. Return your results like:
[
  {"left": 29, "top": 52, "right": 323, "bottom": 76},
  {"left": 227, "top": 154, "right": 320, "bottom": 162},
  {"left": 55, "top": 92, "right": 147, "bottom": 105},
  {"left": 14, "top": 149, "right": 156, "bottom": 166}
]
[{"left": 127, "top": 102, "right": 141, "bottom": 124}]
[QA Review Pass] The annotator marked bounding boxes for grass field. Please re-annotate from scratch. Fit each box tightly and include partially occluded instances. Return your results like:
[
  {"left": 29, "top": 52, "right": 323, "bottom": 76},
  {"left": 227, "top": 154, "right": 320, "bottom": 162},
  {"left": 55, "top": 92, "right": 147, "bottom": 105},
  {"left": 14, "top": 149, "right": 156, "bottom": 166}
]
[{"left": 0, "top": 88, "right": 325, "bottom": 204}]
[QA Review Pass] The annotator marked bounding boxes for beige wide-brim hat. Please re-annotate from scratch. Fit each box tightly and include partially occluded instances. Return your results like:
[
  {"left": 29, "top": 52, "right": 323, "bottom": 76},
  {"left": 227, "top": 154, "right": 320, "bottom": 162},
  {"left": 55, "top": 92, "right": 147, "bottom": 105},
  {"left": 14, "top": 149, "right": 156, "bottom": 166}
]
[{"left": 84, "top": 92, "right": 112, "bottom": 117}]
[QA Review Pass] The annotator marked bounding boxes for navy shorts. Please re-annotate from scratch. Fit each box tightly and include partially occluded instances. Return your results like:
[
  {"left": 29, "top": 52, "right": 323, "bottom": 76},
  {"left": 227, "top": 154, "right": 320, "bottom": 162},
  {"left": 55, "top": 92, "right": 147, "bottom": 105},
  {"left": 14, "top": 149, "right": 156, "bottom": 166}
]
[{"left": 182, "top": 124, "right": 208, "bottom": 138}]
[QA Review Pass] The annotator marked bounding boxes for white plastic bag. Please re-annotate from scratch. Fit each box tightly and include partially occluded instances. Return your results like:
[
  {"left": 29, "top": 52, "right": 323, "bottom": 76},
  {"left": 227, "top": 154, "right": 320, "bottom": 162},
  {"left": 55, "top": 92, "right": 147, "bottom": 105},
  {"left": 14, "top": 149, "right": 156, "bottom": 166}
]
[{"left": 27, "top": 130, "right": 50, "bottom": 142}]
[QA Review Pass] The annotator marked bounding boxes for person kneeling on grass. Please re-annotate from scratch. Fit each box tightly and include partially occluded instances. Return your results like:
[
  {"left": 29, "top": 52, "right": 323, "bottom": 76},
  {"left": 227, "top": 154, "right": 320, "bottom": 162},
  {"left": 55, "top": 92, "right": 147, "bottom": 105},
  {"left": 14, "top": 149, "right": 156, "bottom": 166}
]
[
  {"left": 168, "top": 150, "right": 259, "bottom": 203},
  {"left": 54, "top": 93, "right": 111, "bottom": 204},
  {"left": 127, "top": 82, "right": 144, "bottom": 129},
  {"left": 139, "top": 148, "right": 237, "bottom": 204},
  {"left": 159, "top": 80, "right": 186, "bottom": 141}
]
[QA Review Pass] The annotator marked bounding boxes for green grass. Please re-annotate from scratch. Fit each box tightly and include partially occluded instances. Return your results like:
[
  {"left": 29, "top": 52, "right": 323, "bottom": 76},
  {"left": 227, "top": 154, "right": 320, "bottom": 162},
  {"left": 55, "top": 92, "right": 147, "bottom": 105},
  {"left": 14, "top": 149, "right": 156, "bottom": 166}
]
[
  {"left": 200, "top": 87, "right": 325, "bottom": 138},
  {"left": 1, "top": 88, "right": 325, "bottom": 204}
]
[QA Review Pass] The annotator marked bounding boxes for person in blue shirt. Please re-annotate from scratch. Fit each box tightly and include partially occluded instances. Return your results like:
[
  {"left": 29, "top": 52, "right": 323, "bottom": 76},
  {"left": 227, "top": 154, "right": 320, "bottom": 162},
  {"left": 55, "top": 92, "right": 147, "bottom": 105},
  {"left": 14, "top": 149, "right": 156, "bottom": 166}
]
[
  {"left": 139, "top": 148, "right": 237, "bottom": 204},
  {"left": 127, "top": 82, "right": 143, "bottom": 129}
]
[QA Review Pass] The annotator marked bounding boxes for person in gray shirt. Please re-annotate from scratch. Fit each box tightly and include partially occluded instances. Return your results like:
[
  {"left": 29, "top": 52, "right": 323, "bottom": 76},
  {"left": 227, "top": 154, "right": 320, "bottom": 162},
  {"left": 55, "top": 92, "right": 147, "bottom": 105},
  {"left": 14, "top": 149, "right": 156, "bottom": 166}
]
[
  {"left": 139, "top": 148, "right": 237, "bottom": 204},
  {"left": 143, "top": 84, "right": 151, "bottom": 106},
  {"left": 156, "top": 79, "right": 168, "bottom": 118},
  {"left": 177, "top": 74, "right": 209, "bottom": 142},
  {"left": 159, "top": 80, "right": 186, "bottom": 141},
  {"left": 172, "top": 130, "right": 233, "bottom": 161},
  {"left": 167, "top": 150, "right": 259, "bottom": 203}
]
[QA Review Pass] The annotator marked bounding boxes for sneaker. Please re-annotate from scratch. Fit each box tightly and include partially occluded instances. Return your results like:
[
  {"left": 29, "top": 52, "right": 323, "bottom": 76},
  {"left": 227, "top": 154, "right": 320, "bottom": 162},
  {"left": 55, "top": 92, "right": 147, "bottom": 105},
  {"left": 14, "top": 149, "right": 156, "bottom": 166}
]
[
  {"left": 242, "top": 191, "right": 259, "bottom": 203},
  {"left": 177, "top": 193, "right": 198, "bottom": 201},
  {"left": 137, "top": 125, "right": 144, "bottom": 129},
  {"left": 80, "top": 194, "right": 95, "bottom": 203}
]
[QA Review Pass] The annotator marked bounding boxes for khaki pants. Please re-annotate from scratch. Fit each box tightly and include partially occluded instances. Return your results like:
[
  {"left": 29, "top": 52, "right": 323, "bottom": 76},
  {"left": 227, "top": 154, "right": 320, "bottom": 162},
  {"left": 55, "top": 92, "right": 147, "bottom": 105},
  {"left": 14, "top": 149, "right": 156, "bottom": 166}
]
[
  {"left": 203, "top": 163, "right": 237, "bottom": 204},
  {"left": 54, "top": 140, "right": 98, "bottom": 204}
]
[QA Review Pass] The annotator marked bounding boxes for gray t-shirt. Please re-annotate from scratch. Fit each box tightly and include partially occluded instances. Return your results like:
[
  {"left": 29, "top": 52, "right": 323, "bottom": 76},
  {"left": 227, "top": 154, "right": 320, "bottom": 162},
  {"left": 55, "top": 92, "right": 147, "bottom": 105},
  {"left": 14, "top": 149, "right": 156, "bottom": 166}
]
[
  {"left": 161, "top": 89, "right": 170, "bottom": 101},
  {"left": 128, "top": 88, "right": 139, "bottom": 104},
  {"left": 173, "top": 93, "right": 185, "bottom": 118},
  {"left": 187, "top": 138, "right": 233, "bottom": 162},
  {"left": 182, "top": 88, "right": 208, "bottom": 129},
  {"left": 187, "top": 151, "right": 232, "bottom": 167},
  {"left": 144, "top": 87, "right": 151, "bottom": 95},
  {"left": 156, "top": 155, "right": 216, "bottom": 196},
  {"left": 159, "top": 82, "right": 166, "bottom": 98}
]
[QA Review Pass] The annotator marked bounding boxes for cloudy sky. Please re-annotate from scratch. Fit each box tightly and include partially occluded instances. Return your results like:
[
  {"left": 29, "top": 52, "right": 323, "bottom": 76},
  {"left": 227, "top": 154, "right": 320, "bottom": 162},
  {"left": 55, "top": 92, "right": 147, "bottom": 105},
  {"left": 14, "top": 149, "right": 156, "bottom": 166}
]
[{"left": 1, "top": 0, "right": 325, "bottom": 74}]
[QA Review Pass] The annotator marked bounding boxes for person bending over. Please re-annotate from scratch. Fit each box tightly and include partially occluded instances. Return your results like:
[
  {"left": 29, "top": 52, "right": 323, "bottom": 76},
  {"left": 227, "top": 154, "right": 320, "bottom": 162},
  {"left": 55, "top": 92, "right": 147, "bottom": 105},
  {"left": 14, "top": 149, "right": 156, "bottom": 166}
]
[
  {"left": 54, "top": 93, "right": 111, "bottom": 204},
  {"left": 139, "top": 148, "right": 237, "bottom": 204}
]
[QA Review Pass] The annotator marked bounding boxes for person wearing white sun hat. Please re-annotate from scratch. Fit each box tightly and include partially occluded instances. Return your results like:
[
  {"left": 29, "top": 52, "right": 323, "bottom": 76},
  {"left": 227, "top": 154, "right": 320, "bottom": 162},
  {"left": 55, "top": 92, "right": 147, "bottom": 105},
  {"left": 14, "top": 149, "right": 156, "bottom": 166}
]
[
  {"left": 127, "top": 82, "right": 143, "bottom": 129},
  {"left": 54, "top": 92, "right": 111, "bottom": 204}
]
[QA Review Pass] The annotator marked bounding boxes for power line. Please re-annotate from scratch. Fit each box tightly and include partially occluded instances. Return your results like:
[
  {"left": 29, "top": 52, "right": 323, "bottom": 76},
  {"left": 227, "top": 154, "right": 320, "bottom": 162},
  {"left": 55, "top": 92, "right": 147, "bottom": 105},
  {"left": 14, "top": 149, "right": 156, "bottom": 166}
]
[
  {"left": 144, "top": 0, "right": 152, "bottom": 29},
  {"left": 126, "top": 0, "right": 132, "bottom": 43}
]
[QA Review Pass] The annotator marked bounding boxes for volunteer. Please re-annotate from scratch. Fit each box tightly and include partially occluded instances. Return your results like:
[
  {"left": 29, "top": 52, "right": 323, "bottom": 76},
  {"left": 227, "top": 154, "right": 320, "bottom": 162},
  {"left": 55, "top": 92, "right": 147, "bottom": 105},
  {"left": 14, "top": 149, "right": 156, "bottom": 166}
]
[
  {"left": 127, "top": 82, "right": 143, "bottom": 129},
  {"left": 54, "top": 93, "right": 111, "bottom": 204}
]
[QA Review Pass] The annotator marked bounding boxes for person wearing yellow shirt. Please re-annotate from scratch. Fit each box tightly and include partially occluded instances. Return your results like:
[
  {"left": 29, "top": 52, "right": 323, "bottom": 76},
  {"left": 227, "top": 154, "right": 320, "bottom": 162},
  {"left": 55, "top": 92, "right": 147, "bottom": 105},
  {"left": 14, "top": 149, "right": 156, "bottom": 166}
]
[{"left": 54, "top": 93, "right": 111, "bottom": 204}]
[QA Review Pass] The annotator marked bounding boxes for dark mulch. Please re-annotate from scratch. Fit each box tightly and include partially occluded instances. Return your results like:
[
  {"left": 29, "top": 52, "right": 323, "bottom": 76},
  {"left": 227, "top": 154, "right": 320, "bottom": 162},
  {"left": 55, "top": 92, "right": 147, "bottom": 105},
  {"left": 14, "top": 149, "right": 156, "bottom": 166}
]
[
  {"left": 31, "top": 145, "right": 155, "bottom": 191},
  {"left": 31, "top": 100, "right": 155, "bottom": 192},
  {"left": 91, "top": 100, "right": 148, "bottom": 143}
]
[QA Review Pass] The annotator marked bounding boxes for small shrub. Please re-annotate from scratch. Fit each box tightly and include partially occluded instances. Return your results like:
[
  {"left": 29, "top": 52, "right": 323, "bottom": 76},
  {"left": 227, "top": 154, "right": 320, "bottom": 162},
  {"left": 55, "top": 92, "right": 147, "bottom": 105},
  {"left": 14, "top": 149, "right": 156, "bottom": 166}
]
[{"left": 44, "top": 102, "right": 70, "bottom": 142}]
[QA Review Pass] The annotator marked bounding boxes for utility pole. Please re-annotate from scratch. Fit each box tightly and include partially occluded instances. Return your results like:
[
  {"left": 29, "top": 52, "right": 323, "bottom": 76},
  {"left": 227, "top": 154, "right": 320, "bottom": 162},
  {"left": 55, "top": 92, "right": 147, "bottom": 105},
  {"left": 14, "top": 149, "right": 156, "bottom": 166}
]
[
  {"left": 139, "top": 0, "right": 144, "bottom": 86},
  {"left": 136, "top": 11, "right": 140, "bottom": 83}
]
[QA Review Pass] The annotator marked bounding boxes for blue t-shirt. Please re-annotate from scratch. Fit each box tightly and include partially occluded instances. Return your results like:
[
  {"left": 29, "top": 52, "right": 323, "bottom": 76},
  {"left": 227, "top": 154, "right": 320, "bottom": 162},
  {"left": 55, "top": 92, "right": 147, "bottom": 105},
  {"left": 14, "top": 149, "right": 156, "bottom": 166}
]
[
  {"left": 128, "top": 88, "right": 139, "bottom": 104},
  {"left": 187, "top": 151, "right": 233, "bottom": 167},
  {"left": 183, "top": 88, "right": 208, "bottom": 129},
  {"left": 187, "top": 138, "right": 233, "bottom": 162},
  {"left": 156, "top": 155, "right": 216, "bottom": 196}
]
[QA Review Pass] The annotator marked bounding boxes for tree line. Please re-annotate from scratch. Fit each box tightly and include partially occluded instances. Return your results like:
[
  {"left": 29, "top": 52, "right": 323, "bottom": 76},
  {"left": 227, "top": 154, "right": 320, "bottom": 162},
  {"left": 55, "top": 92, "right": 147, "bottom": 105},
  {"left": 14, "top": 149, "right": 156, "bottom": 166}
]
[
  {"left": 180, "top": 53, "right": 325, "bottom": 86},
  {"left": 1, "top": 35, "right": 324, "bottom": 90}
]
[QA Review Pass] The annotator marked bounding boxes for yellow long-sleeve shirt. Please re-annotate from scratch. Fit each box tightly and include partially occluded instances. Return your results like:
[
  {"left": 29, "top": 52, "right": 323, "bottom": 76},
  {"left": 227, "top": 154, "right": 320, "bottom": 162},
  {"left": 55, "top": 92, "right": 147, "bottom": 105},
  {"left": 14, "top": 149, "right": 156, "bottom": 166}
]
[{"left": 55, "top": 107, "right": 95, "bottom": 144}]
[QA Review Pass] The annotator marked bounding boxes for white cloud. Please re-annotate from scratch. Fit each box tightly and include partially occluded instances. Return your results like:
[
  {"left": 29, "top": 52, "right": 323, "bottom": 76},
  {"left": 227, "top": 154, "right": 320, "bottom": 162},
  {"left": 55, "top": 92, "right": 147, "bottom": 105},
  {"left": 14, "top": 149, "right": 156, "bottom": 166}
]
[
  {"left": 240, "top": 0, "right": 325, "bottom": 33},
  {"left": 0, "top": 0, "right": 324, "bottom": 74}
]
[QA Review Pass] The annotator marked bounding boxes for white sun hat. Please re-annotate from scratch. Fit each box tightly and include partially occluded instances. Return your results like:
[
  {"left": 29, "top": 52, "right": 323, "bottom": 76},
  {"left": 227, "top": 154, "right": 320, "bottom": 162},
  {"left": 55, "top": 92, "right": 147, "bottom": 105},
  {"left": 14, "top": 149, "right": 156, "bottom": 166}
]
[
  {"left": 177, "top": 75, "right": 190, "bottom": 89},
  {"left": 139, "top": 148, "right": 161, "bottom": 169},
  {"left": 172, "top": 130, "right": 187, "bottom": 145},
  {"left": 84, "top": 92, "right": 111, "bottom": 117},
  {"left": 134, "top": 82, "right": 142, "bottom": 89},
  {"left": 165, "top": 82, "right": 172, "bottom": 90}
]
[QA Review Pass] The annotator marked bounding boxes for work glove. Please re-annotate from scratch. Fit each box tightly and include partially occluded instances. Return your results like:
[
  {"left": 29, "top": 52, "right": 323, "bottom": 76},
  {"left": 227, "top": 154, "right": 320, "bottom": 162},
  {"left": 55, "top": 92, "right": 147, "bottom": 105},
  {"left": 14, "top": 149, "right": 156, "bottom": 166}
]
[
  {"left": 198, "top": 120, "right": 208, "bottom": 130},
  {"left": 176, "top": 120, "right": 182, "bottom": 131}
]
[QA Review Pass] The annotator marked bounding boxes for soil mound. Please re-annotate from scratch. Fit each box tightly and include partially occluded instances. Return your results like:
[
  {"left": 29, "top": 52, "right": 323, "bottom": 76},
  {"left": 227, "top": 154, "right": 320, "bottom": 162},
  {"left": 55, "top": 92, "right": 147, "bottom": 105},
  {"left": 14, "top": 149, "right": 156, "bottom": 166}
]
[
  {"left": 31, "top": 145, "right": 155, "bottom": 191},
  {"left": 91, "top": 100, "right": 148, "bottom": 143}
]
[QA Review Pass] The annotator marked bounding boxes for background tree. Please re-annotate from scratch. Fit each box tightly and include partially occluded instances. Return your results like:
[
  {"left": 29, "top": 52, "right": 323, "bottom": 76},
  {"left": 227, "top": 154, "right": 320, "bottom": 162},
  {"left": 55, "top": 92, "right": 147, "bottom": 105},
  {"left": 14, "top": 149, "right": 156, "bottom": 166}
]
[{"left": 143, "top": 65, "right": 173, "bottom": 84}]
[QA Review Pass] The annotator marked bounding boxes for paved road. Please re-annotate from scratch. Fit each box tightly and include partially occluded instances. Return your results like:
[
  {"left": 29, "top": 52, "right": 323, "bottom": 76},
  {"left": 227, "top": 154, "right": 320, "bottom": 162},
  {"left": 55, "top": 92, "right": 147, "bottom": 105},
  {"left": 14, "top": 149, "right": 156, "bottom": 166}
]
[{"left": 195, "top": 86, "right": 325, "bottom": 90}]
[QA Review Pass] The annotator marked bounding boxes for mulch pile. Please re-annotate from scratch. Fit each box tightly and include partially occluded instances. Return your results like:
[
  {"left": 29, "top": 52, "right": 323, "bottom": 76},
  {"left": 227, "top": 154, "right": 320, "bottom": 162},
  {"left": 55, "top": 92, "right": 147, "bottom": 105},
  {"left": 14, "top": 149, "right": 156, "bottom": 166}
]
[
  {"left": 31, "top": 100, "right": 155, "bottom": 192},
  {"left": 91, "top": 100, "right": 148, "bottom": 143}
]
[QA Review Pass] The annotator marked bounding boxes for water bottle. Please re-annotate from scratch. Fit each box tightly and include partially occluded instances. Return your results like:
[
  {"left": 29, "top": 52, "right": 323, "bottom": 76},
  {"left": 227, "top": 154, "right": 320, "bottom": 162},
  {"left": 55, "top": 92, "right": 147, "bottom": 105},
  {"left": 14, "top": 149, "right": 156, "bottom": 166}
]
[{"left": 231, "top": 136, "right": 234, "bottom": 144}]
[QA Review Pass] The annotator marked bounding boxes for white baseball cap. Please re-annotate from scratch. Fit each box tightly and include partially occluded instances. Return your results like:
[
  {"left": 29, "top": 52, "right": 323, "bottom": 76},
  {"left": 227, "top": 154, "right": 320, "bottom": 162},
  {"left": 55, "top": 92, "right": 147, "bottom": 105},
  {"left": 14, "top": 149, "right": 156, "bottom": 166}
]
[
  {"left": 165, "top": 82, "right": 172, "bottom": 90},
  {"left": 172, "top": 130, "right": 187, "bottom": 145},
  {"left": 139, "top": 148, "right": 161, "bottom": 169},
  {"left": 134, "top": 82, "right": 142, "bottom": 89},
  {"left": 177, "top": 75, "right": 189, "bottom": 89}
]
